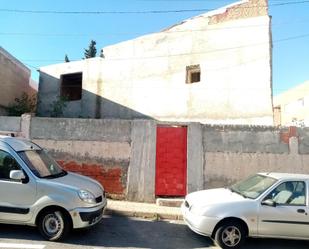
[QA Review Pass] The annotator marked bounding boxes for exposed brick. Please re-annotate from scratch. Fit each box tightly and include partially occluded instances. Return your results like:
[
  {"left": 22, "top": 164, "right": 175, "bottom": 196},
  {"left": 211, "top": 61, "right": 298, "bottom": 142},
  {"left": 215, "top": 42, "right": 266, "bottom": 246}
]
[
  {"left": 289, "top": 126, "right": 297, "bottom": 138},
  {"left": 57, "top": 160, "right": 126, "bottom": 197},
  {"left": 280, "top": 126, "right": 298, "bottom": 144},
  {"left": 209, "top": 0, "right": 268, "bottom": 25},
  {"left": 280, "top": 133, "right": 289, "bottom": 144}
]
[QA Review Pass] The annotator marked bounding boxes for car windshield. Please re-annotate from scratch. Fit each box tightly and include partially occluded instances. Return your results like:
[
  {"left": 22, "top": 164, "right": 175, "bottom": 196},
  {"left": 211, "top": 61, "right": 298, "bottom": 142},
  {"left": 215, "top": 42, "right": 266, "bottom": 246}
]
[
  {"left": 229, "top": 174, "right": 277, "bottom": 199},
  {"left": 18, "top": 149, "right": 67, "bottom": 178}
]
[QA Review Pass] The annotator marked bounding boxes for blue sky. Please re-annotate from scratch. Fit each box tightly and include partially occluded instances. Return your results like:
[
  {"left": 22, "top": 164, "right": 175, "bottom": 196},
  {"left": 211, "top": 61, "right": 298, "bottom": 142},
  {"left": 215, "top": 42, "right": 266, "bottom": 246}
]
[{"left": 0, "top": 0, "right": 308, "bottom": 95}]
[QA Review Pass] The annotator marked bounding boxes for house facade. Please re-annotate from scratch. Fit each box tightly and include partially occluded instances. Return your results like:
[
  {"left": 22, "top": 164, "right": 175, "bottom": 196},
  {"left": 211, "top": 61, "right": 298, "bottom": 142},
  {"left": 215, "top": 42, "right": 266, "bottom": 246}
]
[
  {"left": 0, "top": 47, "right": 37, "bottom": 115},
  {"left": 274, "top": 81, "right": 309, "bottom": 127},
  {"left": 38, "top": 0, "right": 273, "bottom": 125}
]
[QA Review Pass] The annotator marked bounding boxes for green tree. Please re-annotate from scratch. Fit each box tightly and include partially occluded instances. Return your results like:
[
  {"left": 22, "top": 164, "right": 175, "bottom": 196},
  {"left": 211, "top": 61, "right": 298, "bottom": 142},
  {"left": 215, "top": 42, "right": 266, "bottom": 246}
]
[
  {"left": 50, "top": 96, "right": 68, "bottom": 117},
  {"left": 100, "top": 48, "right": 104, "bottom": 58},
  {"left": 64, "top": 54, "right": 70, "bottom": 62},
  {"left": 84, "top": 40, "right": 97, "bottom": 59},
  {"left": 7, "top": 92, "right": 37, "bottom": 116}
]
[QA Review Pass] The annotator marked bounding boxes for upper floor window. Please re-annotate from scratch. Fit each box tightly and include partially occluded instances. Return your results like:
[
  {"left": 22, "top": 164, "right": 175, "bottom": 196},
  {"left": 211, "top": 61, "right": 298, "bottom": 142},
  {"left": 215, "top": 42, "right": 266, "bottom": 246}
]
[
  {"left": 60, "top": 72, "right": 82, "bottom": 101},
  {"left": 186, "top": 65, "right": 201, "bottom": 84}
]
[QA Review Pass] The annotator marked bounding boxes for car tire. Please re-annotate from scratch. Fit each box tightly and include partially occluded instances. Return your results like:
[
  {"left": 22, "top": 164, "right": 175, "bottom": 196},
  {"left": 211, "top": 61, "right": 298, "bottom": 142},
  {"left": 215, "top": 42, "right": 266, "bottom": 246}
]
[
  {"left": 214, "top": 222, "right": 246, "bottom": 249},
  {"left": 38, "top": 209, "right": 71, "bottom": 241}
]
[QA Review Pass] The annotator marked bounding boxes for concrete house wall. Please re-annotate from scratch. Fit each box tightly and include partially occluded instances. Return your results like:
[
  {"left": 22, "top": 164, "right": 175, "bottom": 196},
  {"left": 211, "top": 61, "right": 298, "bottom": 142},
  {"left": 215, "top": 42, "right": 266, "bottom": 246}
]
[
  {"left": 0, "top": 47, "right": 35, "bottom": 115},
  {"left": 274, "top": 81, "right": 309, "bottom": 127},
  {"left": 38, "top": 59, "right": 104, "bottom": 118},
  {"left": 38, "top": 0, "right": 273, "bottom": 125}
]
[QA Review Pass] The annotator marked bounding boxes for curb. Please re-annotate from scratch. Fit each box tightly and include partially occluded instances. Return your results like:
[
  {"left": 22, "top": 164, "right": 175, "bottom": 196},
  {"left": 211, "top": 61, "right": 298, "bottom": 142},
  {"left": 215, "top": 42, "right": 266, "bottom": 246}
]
[{"left": 105, "top": 208, "right": 183, "bottom": 221}]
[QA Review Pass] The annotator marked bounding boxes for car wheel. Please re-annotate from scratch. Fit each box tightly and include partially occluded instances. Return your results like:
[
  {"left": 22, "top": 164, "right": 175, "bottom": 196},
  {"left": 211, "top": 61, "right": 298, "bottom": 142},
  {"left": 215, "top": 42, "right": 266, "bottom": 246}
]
[
  {"left": 38, "top": 209, "right": 71, "bottom": 241},
  {"left": 215, "top": 222, "right": 246, "bottom": 249}
]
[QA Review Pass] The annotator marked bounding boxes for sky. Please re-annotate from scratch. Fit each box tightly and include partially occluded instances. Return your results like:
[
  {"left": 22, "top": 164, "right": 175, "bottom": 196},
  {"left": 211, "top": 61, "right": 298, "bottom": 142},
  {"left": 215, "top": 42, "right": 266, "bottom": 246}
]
[{"left": 0, "top": 0, "right": 308, "bottom": 96}]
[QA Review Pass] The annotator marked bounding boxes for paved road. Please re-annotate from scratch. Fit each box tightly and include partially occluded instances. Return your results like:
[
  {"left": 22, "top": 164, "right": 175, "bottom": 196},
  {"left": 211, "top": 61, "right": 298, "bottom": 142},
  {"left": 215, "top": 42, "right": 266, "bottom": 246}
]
[{"left": 1, "top": 215, "right": 309, "bottom": 249}]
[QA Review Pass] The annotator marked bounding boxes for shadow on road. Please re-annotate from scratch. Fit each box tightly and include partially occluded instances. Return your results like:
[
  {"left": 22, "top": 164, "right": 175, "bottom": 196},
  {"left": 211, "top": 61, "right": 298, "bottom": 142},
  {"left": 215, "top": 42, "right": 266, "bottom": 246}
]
[
  {"left": 1, "top": 215, "right": 309, "bottom": 249},
  {"left": 67, "top": 215, "right": 213, "bottom": 249},
  {"left": 0, "top": 215, "right": 211, "bottom": 249},
  {"left": 245, "top": 237, "right": 309, "bottom": 249}
]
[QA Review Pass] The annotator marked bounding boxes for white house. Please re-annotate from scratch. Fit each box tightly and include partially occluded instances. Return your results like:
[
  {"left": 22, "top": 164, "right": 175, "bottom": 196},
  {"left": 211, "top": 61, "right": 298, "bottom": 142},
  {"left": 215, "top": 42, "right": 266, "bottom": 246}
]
[
  {"left": 38, "top": 0, "right": 273, "bottom": 125},
  {"left": 274, "top": 81, "right": 309, "bottom": 127}
]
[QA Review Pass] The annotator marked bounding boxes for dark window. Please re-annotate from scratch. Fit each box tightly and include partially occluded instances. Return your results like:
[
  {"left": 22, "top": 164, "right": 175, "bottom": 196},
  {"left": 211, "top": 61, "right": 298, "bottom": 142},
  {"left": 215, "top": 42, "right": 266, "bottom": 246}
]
[
  {"left": 61, "top": 72, "right": 82, "bottom": 101},
  {"left": 264, "top": 181, "right": 306, "bottom": 206},
  {"left": 0, "top": 150, "right": 20, "bottom": 181},
  {"left": 186, "top": 65, "right": 201, "bottom": 84}
]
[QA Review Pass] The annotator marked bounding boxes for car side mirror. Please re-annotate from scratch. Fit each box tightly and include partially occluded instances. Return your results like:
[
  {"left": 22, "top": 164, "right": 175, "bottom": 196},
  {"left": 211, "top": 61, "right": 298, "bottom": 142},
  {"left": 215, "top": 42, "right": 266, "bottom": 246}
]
[
  {"left": 10, "top": 170, "right": 26, "bottom": 181},
  {"left": 262, "top": 199, "right": 276, "bottom": 207}
]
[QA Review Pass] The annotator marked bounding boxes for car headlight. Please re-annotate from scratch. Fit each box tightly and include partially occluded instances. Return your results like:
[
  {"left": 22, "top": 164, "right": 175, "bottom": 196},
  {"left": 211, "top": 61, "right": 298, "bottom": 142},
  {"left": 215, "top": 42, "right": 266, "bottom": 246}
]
[{"left": 78, "top": 190, "right": 96, "bottom": 204}]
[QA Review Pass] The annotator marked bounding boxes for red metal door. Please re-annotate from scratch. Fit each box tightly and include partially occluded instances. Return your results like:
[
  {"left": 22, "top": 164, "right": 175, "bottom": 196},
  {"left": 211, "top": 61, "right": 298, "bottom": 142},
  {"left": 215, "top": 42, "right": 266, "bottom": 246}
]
[{"left": 155, "top": 126, "right": 187, "bottom": 196}]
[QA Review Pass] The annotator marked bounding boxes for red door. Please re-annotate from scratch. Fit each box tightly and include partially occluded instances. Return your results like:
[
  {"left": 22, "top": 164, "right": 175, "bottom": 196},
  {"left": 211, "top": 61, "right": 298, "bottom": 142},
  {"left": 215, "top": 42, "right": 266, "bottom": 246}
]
[{"left": 155, "top": 126, "right": 187, "bottom": 196}]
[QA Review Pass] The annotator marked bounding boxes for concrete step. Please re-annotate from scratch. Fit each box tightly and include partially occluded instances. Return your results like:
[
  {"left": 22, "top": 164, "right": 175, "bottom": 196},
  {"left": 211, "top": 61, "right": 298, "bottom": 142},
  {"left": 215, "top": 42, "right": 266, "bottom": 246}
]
[
  {"left": 156, "top": 198, "right": 184, "bottom": 207},
  {"left": 106, "top": 199, "right": 182, "bottom": 220}
]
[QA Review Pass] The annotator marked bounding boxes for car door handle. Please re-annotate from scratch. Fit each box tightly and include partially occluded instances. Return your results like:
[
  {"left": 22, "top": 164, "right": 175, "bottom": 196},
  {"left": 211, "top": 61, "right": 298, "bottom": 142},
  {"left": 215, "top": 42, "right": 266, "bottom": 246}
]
[{"left": 297, "top": 209, "right": 307, "bottom": 214}]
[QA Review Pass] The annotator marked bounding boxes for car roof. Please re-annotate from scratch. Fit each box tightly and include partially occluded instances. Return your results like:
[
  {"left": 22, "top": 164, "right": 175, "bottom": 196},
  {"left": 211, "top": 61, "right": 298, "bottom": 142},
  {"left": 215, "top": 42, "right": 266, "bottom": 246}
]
[
  {"left": 0, "top": 135, "right": 41, "bottom": 152},
  {"left": 259, "top": 172, "right": 309, "bottom": 181}
]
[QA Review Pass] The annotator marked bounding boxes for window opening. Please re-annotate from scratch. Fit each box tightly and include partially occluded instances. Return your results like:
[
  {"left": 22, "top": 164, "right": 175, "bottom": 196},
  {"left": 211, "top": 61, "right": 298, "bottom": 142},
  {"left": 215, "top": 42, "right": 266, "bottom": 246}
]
[
  {"left": 186, "top": 65, "right": 201, "bottom": 84},
  {"left": 61, "top": 72, "right": 82, "bottom": 101}
]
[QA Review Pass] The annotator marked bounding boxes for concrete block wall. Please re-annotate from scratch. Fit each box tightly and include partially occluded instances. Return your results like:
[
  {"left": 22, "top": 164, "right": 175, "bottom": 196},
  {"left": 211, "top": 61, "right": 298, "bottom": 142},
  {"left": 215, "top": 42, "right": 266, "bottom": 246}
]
[
  {"left": 126, "top": 120, "right": 157, "bottom": 202},
  {"left": 201, "top": 125, "right": 309, "bottom": 189},
  {"left": 0, "top": 116, "right": 21, "bottom": 132},
  {"left": 30, "top": 118, "right": 132, "bottom": 199},
  {"left": 2, "top": 115, "right": 309, "bottom": 202}
]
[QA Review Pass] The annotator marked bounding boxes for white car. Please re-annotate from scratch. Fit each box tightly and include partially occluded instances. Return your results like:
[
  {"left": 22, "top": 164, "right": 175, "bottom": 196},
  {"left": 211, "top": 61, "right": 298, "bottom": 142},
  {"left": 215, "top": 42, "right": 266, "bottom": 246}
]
[
  {"left": 0, "top": 135, "right": 107, "bottom": 241},
  {"left": 182, "top": 173, "right": 309, "bottom": 249}
]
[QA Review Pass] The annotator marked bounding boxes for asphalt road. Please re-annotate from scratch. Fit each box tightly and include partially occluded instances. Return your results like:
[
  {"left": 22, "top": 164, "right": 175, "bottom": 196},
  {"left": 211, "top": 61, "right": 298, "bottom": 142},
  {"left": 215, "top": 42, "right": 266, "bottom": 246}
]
[{"left": 1, "top": 215, "right": 309, "bottom": 249}]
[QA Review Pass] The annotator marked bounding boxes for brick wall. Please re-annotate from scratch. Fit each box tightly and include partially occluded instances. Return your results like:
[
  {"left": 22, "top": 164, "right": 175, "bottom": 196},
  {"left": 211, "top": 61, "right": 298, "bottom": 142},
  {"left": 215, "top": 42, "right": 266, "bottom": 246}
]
[
  {"left": 209, "top": 0, "right": 268, "bottom": 25},
  {"left": 59, "top": 161, "right": 126, "bottom": 199}
]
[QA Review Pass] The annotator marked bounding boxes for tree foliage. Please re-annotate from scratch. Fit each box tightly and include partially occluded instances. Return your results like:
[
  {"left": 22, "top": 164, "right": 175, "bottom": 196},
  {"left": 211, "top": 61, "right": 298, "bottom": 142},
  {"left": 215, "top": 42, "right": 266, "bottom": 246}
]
[
  {"left": 64, "top": 54, "right": 70, "bottom": 62},
  {"left": 84, "top": 40, "right": 97, "bottom": 59},
  {"left": 50, "top": 96, "right": 68, "bottom": 117},
  {"left": 7, "top": 92, "right": 37, "bottom": 116},
  {"left": 100, "top": 48, "right": 105, "bottom": 58}
]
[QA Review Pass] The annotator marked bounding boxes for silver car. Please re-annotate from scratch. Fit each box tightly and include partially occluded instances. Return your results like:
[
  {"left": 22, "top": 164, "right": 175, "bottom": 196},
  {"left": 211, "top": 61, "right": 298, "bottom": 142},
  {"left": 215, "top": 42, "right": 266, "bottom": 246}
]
[
  {"left": 182, "top": 173, "right": 309, "bottom": 249},
  {"left": 0, "top": 135, "right": 107, "bottom": 241}
]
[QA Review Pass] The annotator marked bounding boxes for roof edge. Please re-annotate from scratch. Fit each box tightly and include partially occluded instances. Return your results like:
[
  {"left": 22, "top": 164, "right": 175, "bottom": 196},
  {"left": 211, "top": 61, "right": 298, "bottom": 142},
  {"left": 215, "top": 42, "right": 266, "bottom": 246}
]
[{"left": 0, "top": 47, "right": 30, "bottom": 74}]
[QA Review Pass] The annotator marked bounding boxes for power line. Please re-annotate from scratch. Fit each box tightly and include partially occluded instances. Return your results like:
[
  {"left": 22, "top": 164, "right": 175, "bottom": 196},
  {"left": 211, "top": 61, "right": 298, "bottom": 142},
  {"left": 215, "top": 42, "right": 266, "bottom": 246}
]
[
  {"left": 0, "top": 24, "right": 285, "bottom": 37},
  {"left": 275, "top": 33, "right": 309, "bottom": 43},
  {"left": 1, "top": 17, "right": 309, "bottom": 38},
  {"left": 272, "top": 0, "right": 309, "bottom": 5},
  {"left": 0, "top": 8, "right": 205, "bottom": 14},
  {"left": 0, "top": 0, "right": 309, "bottom": 15},
  {"left": 24, "top": 63, "right": 39, "bottom": 70},
  {"left": 20, "top": 32, "right": 309, "bottom": 63},
  {"left": 138, "top": 0, "right": 300, "bottom": 1},
  {"left": 0, "top": 24, "right": 270, "bottom": 37}
]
